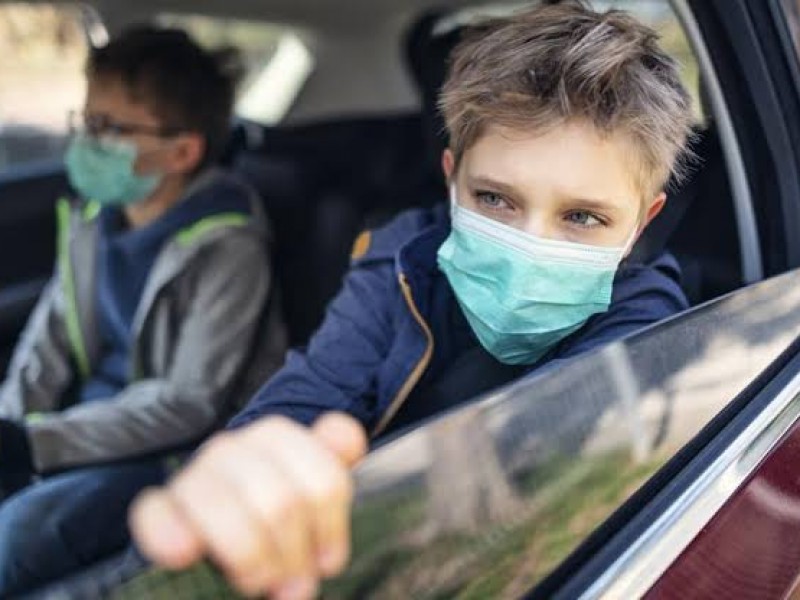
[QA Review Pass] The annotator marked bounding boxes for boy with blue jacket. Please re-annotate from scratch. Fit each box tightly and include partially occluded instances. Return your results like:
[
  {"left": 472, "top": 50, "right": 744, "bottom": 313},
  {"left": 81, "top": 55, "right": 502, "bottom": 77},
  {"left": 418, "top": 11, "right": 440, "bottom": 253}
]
[
  {"left": 133, "top": 4, "right": 694, "bottom": 598},
  {"left": 0, "top": 27, "right": 284, "bottom": 594}
]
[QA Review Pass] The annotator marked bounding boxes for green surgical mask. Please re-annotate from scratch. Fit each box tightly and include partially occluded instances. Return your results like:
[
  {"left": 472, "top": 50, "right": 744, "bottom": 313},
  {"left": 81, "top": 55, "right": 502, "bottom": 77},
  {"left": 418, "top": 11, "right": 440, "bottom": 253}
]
[
  {"left": 437, "top": 186, "right": 636, "bottom": 365},
  {"left": 65, "top": 133, "right": 162, "bottom": 206}
]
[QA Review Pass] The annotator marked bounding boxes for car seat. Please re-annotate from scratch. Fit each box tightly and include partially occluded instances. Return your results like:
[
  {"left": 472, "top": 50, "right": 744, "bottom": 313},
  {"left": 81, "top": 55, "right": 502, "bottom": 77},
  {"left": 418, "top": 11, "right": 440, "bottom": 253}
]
[
  {"left": 225, "top": 13, "right": 455, "bottom": 346},
  {"left": 628, "top": 77, "right": 743, "bottom": 304}
]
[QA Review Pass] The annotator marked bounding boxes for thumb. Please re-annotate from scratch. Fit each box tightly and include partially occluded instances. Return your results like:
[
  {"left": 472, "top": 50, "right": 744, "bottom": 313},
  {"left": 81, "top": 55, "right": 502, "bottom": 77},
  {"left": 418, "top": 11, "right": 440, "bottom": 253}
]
[{"left": 311, "top": 413, "right": 368, "bottom": 468}]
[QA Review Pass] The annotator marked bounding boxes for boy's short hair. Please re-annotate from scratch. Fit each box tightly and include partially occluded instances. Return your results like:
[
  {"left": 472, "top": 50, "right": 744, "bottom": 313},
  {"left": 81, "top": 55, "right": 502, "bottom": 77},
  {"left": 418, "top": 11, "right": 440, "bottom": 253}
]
[
  {"left": 440, "top": 1, "right": 694, "bottom": 197},
  {"left": 88, "top": 26, "right": 242, "bottom": 170}
]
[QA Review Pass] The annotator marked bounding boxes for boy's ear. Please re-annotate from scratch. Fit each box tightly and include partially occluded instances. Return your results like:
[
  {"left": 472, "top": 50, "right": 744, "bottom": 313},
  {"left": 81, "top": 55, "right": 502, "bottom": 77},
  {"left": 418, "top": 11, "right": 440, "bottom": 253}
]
[
  {"left": 626, "top": 192, "right": 667, "bottom": 257},
  {"left": 166, "top": 133, "right": 206, "bottom": 175},
  {"left": 441, "top": 148, "right": 456, "bottom": 183},
  {"left": 642, "top": 191, "right": 667, "bottom": 231}
]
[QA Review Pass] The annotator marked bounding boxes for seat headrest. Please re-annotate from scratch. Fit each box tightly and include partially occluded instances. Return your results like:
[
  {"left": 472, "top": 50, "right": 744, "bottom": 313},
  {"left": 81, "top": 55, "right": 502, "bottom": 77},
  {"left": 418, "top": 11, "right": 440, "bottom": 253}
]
[
  {"left": 403, "top": 10, "right": 463, "bottom": 162},
  {"left": 628, "top": 126, "right": 715, "bottom": 264}
]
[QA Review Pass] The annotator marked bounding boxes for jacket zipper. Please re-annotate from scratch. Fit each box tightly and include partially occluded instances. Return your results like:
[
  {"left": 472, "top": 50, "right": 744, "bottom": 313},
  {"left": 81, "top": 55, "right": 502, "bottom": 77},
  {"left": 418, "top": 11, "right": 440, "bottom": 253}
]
[{"left": 372, "top": 272, "right": 434, "bottom": 436}]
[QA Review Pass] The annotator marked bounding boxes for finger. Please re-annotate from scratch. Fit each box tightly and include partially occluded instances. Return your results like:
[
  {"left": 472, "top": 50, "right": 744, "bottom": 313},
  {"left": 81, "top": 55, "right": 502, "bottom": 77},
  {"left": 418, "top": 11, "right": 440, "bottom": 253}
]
[
  {"left": 312, "top": 412, "right": 368, "bottom": 468},
  {"left": 241, "top": 417, "right": 355, "bottom": 578},
  {"left": 310, "top": 413, "right": 367, "bottom": 573},
  {"left": 271, "top": 576, "right": 320, "bottom": 600},
  {"left": 129, "top": 487, "right": 204, "bottom": 570},
  {"left": 167, "top": 435, "right": 280, "bottom": 591},
  {"left": 203, "top": 436, "right": 318, "bottom": 591}
]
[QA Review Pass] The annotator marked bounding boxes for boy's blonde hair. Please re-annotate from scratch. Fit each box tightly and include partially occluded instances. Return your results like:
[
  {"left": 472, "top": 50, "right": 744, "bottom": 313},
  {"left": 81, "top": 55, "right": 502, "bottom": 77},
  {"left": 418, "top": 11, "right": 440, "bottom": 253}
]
[{"left": 439, "top": 1, "right": 694, "bottom": 196}]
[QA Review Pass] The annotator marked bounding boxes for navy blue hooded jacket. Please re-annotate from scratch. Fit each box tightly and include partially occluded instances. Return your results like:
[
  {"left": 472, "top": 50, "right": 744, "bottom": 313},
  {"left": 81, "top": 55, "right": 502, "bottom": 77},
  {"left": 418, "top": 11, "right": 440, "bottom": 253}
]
[{"left": 229, "top": 204, "right": 688, "bottom": 438}]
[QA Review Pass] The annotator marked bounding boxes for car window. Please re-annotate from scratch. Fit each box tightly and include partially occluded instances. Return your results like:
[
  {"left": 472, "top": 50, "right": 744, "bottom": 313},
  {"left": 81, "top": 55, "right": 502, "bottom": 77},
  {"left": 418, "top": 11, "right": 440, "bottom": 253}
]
[
  {"left": 325, "top": 266, "right": 800, "bottom": 599},
  {"left": 155, "top": 13, "right": 313, "bottom": 126},
  {"left": 0, "top": 4, "right": 95, "bottom": 174}
]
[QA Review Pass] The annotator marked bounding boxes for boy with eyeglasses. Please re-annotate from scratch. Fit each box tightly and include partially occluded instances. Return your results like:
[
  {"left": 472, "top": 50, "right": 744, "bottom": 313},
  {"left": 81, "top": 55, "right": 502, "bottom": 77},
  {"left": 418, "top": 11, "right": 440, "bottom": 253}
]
[
  {"left": 132, "top": 3, "right": 695, "bottom": 599},
  {"left": 0, "top": 25, "right": 284, "bottom": 595}
]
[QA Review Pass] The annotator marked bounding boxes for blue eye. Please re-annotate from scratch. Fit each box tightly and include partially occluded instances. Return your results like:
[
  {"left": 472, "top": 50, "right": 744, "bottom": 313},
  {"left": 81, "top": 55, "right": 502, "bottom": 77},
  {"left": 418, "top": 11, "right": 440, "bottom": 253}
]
[
  {"left": 475, "top": 191, "right": 510, "bottom": 211},
  {"left": 566, "top": 211, "right": 604, "bottom": 228}
]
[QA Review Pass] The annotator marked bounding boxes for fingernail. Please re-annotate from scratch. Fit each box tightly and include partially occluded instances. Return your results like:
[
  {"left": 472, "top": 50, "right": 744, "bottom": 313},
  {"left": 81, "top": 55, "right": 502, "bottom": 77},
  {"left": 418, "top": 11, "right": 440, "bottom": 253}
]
[
  {"left": 274, "top": 577, "right": 318, "bottom": 600},
  {"left": 318, "top": 547, "right": 345, "bottom": 576}
]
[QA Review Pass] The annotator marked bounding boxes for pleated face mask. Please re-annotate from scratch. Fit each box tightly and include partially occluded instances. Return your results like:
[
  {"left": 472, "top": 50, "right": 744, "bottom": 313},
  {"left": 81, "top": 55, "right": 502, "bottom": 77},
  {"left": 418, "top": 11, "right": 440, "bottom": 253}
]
[
  {"left": 65, "top": 133, "right": 162, "bottom": 206},
  {"left": 437, "top": 186, "right": 637, "bottom": 365}
]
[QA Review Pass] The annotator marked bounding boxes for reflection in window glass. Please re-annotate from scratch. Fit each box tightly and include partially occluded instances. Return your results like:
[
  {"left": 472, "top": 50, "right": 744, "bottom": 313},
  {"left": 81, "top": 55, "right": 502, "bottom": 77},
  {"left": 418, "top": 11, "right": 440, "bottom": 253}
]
[
  {"left": 0, "top": 3, "right": 89, "bottom": 171},
  {"left": 156, "top": 14, "right": 313, "bottom": 125}
]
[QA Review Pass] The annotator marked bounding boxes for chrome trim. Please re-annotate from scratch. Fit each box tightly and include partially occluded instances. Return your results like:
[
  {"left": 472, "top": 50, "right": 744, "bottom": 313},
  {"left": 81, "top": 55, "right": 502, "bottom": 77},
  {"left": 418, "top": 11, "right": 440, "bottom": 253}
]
[
  {"left": 671, "top": 0, "right": 763, "bottom": 284},
  {"left": 581, "top": 365, "right": 800, "bottom": 599}
]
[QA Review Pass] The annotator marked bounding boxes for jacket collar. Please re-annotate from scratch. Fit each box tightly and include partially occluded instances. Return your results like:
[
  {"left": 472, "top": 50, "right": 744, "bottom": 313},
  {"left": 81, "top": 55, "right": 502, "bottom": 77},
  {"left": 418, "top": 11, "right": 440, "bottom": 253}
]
[{"left": 395, "top": 202, "right": 450, "bottom": 280}]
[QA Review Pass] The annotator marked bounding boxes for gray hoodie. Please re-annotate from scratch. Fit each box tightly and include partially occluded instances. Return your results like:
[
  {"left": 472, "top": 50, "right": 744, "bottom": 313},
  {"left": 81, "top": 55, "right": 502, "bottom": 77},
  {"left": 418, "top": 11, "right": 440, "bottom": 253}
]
[{"left": 0, "top": 171, "right": 286, "bottom": 472}]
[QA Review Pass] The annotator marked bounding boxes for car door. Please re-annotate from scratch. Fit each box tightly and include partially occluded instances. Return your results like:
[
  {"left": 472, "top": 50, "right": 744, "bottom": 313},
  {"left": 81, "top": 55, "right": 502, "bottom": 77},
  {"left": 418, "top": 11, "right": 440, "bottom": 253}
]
[{"left": 0, "top": 3, "right": 104, "bottom": 373}]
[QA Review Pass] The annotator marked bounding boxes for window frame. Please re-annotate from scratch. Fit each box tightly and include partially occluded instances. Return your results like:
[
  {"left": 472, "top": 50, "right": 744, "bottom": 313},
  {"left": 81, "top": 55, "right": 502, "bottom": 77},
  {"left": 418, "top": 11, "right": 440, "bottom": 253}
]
[
  {"left": 671, "top": 0, "right": 762, "bottom": 285},
  {"left": 690, "top": 0, "right": 800, "bottom": 278}
]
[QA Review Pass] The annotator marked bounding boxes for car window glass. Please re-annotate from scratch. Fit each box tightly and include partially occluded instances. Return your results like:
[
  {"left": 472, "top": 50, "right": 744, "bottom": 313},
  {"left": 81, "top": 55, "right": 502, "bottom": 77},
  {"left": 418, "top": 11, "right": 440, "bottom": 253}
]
[
  {"left": 325, "top": 267, "right": 800, "bottom": 599},
  {"left": 0, "top": 4, "right": 91, "bottom": 174},
  {"left": 155, "top": 14, "right": 313, "bottom": 126}
]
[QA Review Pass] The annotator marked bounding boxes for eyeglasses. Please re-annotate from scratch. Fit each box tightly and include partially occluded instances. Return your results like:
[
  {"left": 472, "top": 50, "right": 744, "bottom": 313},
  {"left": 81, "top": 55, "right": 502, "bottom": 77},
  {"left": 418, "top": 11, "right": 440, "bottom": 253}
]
[{"left": 67, "top": 110, "right": 185, "bottom": 139}]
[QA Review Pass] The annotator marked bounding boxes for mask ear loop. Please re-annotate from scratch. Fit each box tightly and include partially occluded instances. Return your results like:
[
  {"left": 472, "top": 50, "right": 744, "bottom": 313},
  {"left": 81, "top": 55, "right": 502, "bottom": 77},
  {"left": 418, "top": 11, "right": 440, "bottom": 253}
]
[
  {"left": 621, "top": 201, "right": 648, "bottom": 255},
  {"left": 621, "top": 223, "right": 640, "bottom": 255},
  {"left": 449, "top": 183, "right": 459, "bottom": 218}
]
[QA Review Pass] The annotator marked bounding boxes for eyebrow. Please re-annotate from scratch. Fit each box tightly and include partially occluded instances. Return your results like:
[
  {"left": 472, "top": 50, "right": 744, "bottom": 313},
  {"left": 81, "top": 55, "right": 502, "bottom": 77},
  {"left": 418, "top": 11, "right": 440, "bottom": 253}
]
[
  {"left": 570, "top": 198, "right": 625, "bottom": 214},
  {"left": 467, "top": 176, "right": 521, "bottom": 198},
  {"left": 466, "top": 175, "right": 627, "bottom": 214}
]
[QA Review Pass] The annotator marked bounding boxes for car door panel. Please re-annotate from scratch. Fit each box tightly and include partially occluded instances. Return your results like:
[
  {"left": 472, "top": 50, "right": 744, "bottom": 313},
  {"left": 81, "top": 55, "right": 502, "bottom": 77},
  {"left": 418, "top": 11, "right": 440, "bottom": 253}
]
[{"left": 646, "top": 412, "right": 800, "bottom": 599}]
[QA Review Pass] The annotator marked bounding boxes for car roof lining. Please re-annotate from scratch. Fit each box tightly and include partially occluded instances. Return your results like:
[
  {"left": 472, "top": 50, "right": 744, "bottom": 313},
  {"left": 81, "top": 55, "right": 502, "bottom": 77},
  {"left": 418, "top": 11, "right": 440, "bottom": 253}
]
[{"left": 69, "top": 0, "right": 482, "bottom": 30}]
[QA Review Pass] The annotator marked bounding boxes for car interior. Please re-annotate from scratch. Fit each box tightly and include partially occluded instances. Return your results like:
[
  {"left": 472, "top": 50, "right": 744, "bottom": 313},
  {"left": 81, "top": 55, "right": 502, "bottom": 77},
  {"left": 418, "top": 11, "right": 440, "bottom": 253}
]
[
  {"left": 0, "top": 0, "right": 745, "bottom": 374},
  {"left": 221, "top": 3, "right": 743, "bottom": 349},
  {"left": 0, "top": 0, "right": 786, "bottom": 596}
]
